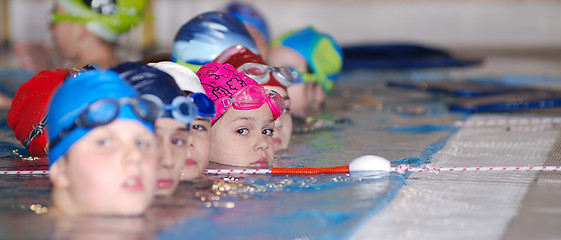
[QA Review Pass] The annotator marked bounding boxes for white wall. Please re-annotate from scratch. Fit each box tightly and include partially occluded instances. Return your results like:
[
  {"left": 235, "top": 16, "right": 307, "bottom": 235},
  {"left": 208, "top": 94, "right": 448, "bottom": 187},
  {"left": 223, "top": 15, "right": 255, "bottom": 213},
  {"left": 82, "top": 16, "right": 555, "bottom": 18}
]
[
  {"left": 7, "top": 0, "right": 51, "bottom": 42},
  {"left": 6, "top": 0, "right": 561, "bottom": 51}
]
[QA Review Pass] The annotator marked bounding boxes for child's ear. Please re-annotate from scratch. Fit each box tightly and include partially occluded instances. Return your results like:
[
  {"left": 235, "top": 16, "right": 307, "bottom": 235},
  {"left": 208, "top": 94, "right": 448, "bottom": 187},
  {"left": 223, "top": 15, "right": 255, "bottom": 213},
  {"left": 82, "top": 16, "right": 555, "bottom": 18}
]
[{"left": 49, "top": 157, "right": 70, "bottom": 188}]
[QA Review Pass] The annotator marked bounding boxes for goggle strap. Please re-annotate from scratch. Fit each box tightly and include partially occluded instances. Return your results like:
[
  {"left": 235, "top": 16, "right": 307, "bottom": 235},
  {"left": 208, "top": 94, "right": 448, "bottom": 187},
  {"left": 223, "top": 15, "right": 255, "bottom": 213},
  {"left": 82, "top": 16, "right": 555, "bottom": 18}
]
[
  {"left": 222, "top": 97, "right": 234, "bottom": 109},
  {"left": 23, "top": 114, "right": 48, "bottom": 149}
]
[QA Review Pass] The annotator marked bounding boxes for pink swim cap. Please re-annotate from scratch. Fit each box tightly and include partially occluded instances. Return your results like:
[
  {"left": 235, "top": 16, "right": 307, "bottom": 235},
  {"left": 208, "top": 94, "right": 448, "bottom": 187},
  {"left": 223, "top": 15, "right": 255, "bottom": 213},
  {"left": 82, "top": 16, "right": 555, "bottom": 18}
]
[{"left": 197, "top": 62, "right": 284, "bottom": 124}]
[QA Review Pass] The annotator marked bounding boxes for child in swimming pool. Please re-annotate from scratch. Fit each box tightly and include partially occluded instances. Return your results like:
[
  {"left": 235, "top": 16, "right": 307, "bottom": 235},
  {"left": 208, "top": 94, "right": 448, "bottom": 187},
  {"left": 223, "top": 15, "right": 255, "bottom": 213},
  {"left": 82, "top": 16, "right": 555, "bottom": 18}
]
[
  {"left": 214, "top": 45, "right": 294, "bottom": 152},
  {"left": 147, "top": 61, "right": 215, "bottom": 180},
  {"left": 222, "top": 2, "right": 271, "bottom": 59},
  {"left": 111, "top": 62, "right": 214, "bottom": 195},
  {"left": 197, "top": 62, "right": 285, "bottom": 167},
  {"left": 7, "top": 65, "right": 96, "bottom": 158},
  {"left": 267, "top": 26, "right": 343, "bottom": 118},
  {"left": 8, "top": 69, "right": 68, "bottom": 158},
  {"left": 171, "top": 11, "right": 259, "bottom": 73},
  {"left": 48, "top": 70, "right": 159, "bottom": 215},
  {"left": 15, "top": 0, "right": 148, "bottom": 72}
]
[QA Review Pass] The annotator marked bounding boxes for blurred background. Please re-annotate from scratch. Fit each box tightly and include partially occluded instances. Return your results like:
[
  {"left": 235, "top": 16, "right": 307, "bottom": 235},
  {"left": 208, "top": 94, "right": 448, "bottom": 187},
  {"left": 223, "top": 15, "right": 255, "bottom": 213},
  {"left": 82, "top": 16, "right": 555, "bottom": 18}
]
[{"left": 0, "top": 0, "right": 560, "bottom": 70}]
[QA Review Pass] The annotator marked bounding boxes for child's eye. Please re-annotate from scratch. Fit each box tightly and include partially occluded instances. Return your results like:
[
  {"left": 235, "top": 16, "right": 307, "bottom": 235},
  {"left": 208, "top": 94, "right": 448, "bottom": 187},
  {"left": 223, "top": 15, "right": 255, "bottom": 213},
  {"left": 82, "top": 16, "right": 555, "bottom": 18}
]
[
  {"left": 236, "top": 128, "right": 249, "bottom": 136},
  {"left": 262, "top": 128, "right": 274, "bottom": 136},
  {"left": 97, "top": 138, "right": 111, "bottom": 147},
  {"left": 171, "top": 137, "right": 187, "bottom": 146},
  {"left": 192, "top": 124, "right": 208, "bottom": 132},
  {"left": 136, "top": 139, "right": 152, "bottom": 149}
]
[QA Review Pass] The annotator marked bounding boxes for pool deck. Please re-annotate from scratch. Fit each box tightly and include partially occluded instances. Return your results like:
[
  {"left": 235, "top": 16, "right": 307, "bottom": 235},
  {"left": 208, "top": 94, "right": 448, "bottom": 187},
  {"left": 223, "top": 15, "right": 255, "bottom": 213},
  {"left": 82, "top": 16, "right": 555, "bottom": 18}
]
[
  {"left": 443, "top": 48, "right": 561, "bottom": 240},
  {"left": 348, "top": 48, "right": 561, "bottom": 240}
]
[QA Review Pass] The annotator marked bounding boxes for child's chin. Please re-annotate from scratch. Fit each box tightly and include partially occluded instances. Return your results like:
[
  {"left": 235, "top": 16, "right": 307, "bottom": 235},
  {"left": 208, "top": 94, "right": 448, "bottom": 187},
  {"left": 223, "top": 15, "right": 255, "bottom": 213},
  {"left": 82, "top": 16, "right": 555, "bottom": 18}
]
[
  {"left": 108, "top": 206, "right": 149, "bottom": 217},
  {"left": 106, "top": 200, "right": 152, "bottom": 216},
  {"left": 181, "top": 169, "right": 204, "bottom": 181}
]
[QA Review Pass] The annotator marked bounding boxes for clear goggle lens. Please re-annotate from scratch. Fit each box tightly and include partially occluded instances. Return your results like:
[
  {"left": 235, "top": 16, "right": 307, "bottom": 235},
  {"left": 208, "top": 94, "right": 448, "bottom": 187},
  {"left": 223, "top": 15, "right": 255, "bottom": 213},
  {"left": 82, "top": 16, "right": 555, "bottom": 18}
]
[{"left": 237, "top": 62, "right": 295, "bottom": 88}]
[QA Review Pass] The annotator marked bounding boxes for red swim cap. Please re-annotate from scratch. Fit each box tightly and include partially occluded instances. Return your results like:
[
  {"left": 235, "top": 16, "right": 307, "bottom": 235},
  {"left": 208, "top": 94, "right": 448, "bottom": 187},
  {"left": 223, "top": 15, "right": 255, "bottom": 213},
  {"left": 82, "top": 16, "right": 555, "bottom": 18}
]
[
  {"left": 7, "top": 69, "right": 68, "bottom": 157},
  {"left": 214, "top": 45, "right": 289, "bottom": 90}
]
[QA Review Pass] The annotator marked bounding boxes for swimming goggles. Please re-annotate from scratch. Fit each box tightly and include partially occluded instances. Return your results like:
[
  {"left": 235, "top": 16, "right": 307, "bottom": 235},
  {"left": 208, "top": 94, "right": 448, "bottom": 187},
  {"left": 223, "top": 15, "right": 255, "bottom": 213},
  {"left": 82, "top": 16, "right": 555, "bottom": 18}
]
[
  {"left": 221, "top": 85, "right": 285, "bottom": 119},
  {"left": 292, "top": 69, "right": 318, "bottom": 84},
  {"left": 49, "top": 96, "right": 159, "bottom": 148},
  {"left": 140, "top": 92, "right": 216, "bottom": 125},
  {"left": 237, "top": 62, "right": 296, "bottom": 88},
  {"left": 190, "top": 92, "right": 216, "bottom": 118}
]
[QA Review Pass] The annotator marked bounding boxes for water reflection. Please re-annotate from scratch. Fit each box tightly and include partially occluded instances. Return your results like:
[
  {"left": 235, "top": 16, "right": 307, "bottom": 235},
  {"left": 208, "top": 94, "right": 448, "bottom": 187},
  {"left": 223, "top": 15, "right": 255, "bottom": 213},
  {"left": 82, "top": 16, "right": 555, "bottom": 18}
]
[{"left": 52, "top": 215, "right": 157, "bottom": 240}]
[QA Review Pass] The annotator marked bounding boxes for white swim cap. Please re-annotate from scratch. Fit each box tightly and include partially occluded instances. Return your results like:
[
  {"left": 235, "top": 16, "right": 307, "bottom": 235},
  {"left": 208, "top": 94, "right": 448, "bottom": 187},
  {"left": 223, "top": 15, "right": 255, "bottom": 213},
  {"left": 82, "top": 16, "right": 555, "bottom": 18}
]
[{"left": 148, "top": 61, "right": 205, "bottom": 94}]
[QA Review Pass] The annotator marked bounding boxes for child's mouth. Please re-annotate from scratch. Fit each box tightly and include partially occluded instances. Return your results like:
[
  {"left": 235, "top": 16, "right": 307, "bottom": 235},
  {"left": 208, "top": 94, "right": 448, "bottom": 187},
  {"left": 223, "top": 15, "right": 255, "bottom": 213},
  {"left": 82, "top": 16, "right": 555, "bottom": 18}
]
[
  {"left": 184, "top": 158, "right": 197, "bottom": 167},
  {"left": 123, "top": 176, "right": 144, "bottom": 191},
  {"left": 157, "top": 179, "right": 174, "bottom": 189},
  {"left": 250, "top": 157, "right": 269, "bottom": 167}
]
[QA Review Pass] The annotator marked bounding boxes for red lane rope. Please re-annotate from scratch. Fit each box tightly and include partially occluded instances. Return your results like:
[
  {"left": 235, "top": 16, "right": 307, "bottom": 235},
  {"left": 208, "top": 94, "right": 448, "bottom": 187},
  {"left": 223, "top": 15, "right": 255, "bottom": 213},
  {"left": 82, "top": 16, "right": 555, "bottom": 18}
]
[{"left": 271, "top": 166, "right": 349, "bottom": 175}]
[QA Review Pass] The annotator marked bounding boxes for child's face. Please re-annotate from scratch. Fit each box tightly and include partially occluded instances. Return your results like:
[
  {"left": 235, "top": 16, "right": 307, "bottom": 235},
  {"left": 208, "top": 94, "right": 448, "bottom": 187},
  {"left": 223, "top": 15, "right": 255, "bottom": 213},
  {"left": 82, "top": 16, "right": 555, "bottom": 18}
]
[
  {"left": 267, "top": 46, "right": 326, "bottom": 117},
  {"left": 49, "top": 5, "right": 82, "bottom": 60},
  {"left": 209, "top": 104, "right": 275, "bottom": 167},
  {"left": 266, "top": 46, "right": 308, "bottom": 72},
  {"left": 264, "top": 86, "right": 292, "bottom": 151},
  {"left": 154, "top": 118, "right": 190, "bottom": 195},
  {"left": 182, "top": 117, "right": 211, "bottom": 180},
  {"left": 287, "top": 82, "right": 326, "bottom": 118},
  {"left": 51, "top": 119, "right": 157, "bottom": 216}
]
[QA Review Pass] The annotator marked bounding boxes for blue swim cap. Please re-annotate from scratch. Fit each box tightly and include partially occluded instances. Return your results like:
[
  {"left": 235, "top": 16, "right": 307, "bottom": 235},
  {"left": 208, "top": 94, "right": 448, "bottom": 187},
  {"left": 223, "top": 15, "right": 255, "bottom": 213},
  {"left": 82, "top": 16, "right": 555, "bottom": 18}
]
[
  {"left": 110, "top": 62, "right": 190, "bottom": 125},
  {"left": 224, "top": 2, "right": 270, "bottom": 42},
  {"left": 272, "top": 26, "right": 343, "bottom": 92},
  {"left": 171, "top": 11, "right": 259, "bottom": 72},
  {"left": 48, "top": 70, "right": 154, "bottom": 165}
]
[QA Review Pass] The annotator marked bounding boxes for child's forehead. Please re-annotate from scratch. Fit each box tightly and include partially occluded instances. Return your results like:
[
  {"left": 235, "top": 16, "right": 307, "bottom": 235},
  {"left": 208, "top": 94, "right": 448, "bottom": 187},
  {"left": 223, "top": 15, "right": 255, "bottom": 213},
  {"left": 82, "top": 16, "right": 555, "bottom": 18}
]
[
  {"left": 194, "top": 116, "right": 211, "bottom": 121},
  {"left": 155, "top": 118, "right": 189, "bottom": 132},
  {"left": 193, "top": 117, "right": 212, "bottom": 125},
  {"left": 221, "top": 106, "right": 274, "bottom": 124}
]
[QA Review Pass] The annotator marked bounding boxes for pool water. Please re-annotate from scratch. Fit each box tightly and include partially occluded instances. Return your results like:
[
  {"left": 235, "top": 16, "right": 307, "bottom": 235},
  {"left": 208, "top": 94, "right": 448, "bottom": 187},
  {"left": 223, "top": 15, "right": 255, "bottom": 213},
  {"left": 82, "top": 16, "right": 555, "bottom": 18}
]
[{"left": 0, "top": 69, "right": 464, "bottom": 239}]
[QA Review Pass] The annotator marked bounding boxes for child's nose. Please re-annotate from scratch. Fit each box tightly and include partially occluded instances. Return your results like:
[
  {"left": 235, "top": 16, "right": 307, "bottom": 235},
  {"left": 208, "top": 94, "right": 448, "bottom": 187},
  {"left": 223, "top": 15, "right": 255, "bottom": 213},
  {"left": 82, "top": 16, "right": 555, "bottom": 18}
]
[
  {"left": 254, "top": 135, "right": 270, "bottom": 152},
  {"left": 188, "top": 135, "right": 195, "bottom": 149},
  {"left": 125, "top": 142, "right": 144, "bottom": 165},
  {"left": 159, "top": 144, "right": 174, "bottom": 169}
]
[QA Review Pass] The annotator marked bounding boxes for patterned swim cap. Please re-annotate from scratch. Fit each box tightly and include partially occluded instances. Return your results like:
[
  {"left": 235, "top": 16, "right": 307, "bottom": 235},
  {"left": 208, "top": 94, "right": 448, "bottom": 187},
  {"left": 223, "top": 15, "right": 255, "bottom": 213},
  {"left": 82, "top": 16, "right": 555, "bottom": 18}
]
[
  {"left": 197, "top": 62, "right": 284, "bottom": 124},
  {"left": 52, "top": 0, "right": 147, "bottom": 42},
  {"left": 171, "top": 11, "right": 259, "bottom": 72},
  {"left": 271, "top": 26, "right": 343, "bottom": 92}
]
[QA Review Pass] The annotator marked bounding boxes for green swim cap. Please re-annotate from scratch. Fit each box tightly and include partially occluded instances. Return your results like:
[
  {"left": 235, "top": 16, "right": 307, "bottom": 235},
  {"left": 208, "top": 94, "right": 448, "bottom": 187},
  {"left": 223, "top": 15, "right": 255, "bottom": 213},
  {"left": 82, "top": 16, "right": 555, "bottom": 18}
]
[
  {"left": 52, "top": 0, "right": 147, "bottom": 42},
  {"left": 271, "top": 26, "right": 343, "bottom": 93}
]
